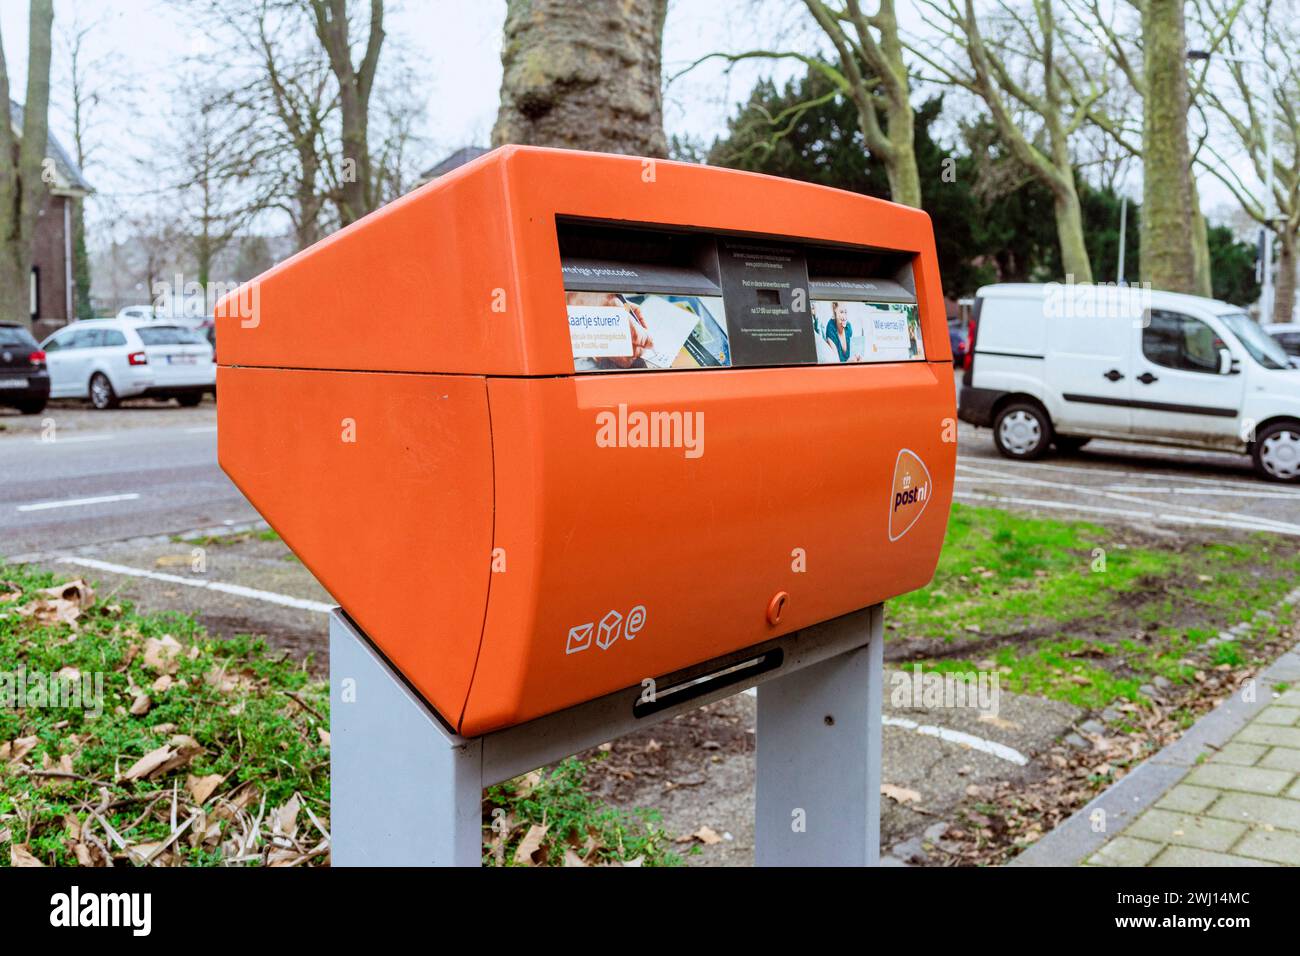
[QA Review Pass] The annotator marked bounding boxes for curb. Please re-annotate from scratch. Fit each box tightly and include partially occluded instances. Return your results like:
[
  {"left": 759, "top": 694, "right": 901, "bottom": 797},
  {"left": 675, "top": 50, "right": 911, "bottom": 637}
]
[{"left": 1012, "top": 633, "right": 1300, "bottom": 867}]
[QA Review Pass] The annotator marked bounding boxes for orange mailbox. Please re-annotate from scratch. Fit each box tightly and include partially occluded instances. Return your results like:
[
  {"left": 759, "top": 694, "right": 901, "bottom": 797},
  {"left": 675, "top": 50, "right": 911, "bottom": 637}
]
[{"left": 217, "top": 146, "right": 955, "bottom": 737}]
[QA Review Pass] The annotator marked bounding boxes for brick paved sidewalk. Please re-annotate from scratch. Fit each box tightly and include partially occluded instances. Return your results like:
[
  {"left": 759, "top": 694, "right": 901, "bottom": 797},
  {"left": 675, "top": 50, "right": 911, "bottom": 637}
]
[{"left": 1089, "top": 686, "right": 1300, "bottom": 867}]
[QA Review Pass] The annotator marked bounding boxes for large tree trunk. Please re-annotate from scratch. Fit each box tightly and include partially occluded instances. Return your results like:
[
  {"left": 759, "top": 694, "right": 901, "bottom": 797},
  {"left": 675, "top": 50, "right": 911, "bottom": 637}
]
[
  {"left": 0, "top": 0, "right": 54, "bottom": 326},
  {"left": 1276, "top": 228, "right": 1297, "bottom": 324},
  {"left": 492, "top": 0, "right": 669, "bottom": 157},
  {"left": 1140, "top": 0, "right": 1198, "bottom": 293}
]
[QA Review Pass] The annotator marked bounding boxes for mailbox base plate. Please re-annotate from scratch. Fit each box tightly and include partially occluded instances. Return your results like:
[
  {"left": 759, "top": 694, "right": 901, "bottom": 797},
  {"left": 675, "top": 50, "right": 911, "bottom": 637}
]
[{"left": 330, "top": 604, "right": 883, "bottom": 866}]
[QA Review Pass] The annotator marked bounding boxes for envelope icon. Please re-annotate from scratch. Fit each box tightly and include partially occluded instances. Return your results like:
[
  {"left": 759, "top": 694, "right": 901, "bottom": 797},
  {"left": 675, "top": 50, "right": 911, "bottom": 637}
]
[{"left": 566, "top": 623, "right": 593, "bottom": 654}]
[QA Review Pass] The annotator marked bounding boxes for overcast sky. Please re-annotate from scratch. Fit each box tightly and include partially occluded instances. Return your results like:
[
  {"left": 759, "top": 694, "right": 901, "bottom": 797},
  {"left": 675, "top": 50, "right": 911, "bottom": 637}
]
[{"left": 0, "top": 0, "right": 1252, "bottom": 236}]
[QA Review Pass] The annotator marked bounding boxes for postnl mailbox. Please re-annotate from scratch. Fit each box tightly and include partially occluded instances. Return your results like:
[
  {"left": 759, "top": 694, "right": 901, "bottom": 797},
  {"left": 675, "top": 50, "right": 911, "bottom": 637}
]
[{"left": 217, "top": 146, "right": 956, "bottom": 737}]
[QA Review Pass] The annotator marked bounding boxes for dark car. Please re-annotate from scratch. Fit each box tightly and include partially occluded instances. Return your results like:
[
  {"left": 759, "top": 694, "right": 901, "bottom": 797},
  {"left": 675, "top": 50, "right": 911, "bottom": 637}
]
[
  {"left": 0, "top": 321, "right": 50, "bottom": 414},
  {"left": 947, "top": 321, "right": 968, "bottom": 367}
]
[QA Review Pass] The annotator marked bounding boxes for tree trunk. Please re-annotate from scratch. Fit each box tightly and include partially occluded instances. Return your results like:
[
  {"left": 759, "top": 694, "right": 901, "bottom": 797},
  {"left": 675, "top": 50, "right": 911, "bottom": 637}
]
[
  {"left": 1189, "top": 177, "right": 1212, "bottom": 298},
  {"left": 0, "top": 0, "right": 54, "bottom": 326},
  {"left": 1276, "top": 228, "right": 1297, "bottom": 324},
  {"left": 1140, "top": 0, "right": 1198, "bottom": 293},
  {"left": 884, "top": 100, "right": 920, "bottom": 207},
  {"left": 492, "top": 0, "right": 669, "bottom": 157},
  {"left": 1053, "top": 184, "right": 1094, "bottom": 283}
]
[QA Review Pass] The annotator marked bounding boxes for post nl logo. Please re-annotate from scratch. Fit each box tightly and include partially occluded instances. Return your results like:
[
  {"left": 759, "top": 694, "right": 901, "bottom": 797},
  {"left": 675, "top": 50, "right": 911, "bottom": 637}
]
[{"left": 889, "top": 448, "right": 932, "bottom": 541}]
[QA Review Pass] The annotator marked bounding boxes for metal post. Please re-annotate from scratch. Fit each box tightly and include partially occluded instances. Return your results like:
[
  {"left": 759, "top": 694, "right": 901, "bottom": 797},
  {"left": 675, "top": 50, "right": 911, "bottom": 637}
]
[
  {"left": 755, "top": 604, "right": 883, "bottom": 866},
  {"left": 330, "top": 603, "right": 884, "bottom": 867},
  {"left": 1262, "top": 67, "right": 1276, "bottom": 322}
]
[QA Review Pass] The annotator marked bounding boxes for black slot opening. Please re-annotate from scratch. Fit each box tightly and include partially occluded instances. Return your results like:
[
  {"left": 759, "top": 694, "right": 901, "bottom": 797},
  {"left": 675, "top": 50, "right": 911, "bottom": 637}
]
[{"left": 632, "top": 649, "right": 784, "bottom": 719}]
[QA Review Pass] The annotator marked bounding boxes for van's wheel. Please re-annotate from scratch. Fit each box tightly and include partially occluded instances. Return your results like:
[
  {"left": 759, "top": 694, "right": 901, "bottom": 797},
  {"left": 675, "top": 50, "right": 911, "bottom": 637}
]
[
  {"left": 1054, "top": 436, "right": 1091, "bottom": 454},
  {"left": 89, "top": 372, "right": 119, "bottom": 410},
  {"left": 994, "top": 401, "right": 1053, "bottom": 460},
  {"left": 1252, "top": 421, "right": 1300, "bottom": 482},
  {"left": 176, "top": 393, "right": 202, "bottom": 407}
]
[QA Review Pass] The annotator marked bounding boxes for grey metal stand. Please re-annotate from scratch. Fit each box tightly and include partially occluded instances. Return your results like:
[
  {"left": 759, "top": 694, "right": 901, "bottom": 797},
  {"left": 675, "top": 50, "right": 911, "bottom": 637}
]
[{"left": 330, "top": 603, "right": 883, "bottom": 867}]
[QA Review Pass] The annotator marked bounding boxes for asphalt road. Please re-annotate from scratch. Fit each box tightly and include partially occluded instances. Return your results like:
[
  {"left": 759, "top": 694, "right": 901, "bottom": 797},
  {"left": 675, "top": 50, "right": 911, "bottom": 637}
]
[{"left": 0, "top": 414, "right": 257, "bottom": 557}]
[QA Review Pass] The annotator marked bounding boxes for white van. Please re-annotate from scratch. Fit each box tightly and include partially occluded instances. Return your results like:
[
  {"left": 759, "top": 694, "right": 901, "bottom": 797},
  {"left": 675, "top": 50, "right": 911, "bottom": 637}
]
[{"left": 957, "top": 283, "right": 1300, "bottom": 482}]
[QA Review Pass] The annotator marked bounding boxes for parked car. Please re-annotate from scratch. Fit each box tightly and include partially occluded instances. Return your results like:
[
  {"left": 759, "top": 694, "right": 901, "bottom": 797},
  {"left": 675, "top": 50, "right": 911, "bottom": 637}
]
[
  {"left": 947, "top": 320, "right": 968, "bottom": 367},
  {"left": 0, "top": 321, "right": 50, "bottom": 414},
  {"left": 1264, "top": 323, "right": 1300, "bottom": 368},
  {"left": 958, "top": 283, "right": 1300, "bottom": 482},
  {"left": 41, "top": 319, "right": 215, "bottom": 410}
]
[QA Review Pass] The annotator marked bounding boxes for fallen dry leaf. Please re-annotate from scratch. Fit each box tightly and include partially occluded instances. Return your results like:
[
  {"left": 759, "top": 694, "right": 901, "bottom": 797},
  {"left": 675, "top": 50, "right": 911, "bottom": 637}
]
[
  {"left": 129, "top": 694, "right": 151, "bottom": 716},
  {"left": 881, "top": 783, "right": 922, "bottom": 805},
  {"left": 187, "top": 773, "right": 225, "bottom": 806},
  {"left": 10, "top": 843, "right": 43, "bottom": 867},
  {"left": 692, "top": 826, "right": 722, "bottom": 845},
  {"left": 142, "top": 635, "right": 182, "bottom": 674},
  {"left": 513, "top": 824, "right": 548, "bottom": 866}
]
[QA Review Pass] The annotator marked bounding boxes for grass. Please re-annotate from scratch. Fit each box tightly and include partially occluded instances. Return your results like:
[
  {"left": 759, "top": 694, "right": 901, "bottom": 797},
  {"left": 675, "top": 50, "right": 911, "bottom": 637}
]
[
  {"left": 0, "top": 562, "right": 670, "bottom": 868},
  {"left": 0, "top": 562, "right": 329, "bottom": 866},
  {"left": 889, "top": 504, "right": 1300, "bottom": 709},
  {"left": 483, "top": 759, "right": 681, "bottom": 866}
]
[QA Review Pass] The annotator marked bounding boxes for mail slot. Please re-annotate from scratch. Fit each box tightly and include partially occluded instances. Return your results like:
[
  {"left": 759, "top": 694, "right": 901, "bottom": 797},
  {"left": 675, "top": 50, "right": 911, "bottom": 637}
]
[{"left": 216, "top": 146, "right": 956, "bottom": 736}]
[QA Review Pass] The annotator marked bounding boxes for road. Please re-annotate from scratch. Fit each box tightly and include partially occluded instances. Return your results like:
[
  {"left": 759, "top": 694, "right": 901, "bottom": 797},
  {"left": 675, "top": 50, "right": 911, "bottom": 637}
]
[{"left": 0, "top": 420, "right": 257, "bottom": 557}]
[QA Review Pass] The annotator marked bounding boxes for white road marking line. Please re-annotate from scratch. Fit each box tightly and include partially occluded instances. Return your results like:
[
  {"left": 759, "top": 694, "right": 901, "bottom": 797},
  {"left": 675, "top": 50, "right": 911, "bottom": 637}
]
[
  {"left": 882, "top": 715, "right": 1029, "bottom": 766},
  {"left": 16, "top": 493, "right": 140, "bottom": 512},
  {"left": 56, "top": 556, "right": 333, "bottom": 614},
  {"left": 185, "top": 426, "right": 217, "bottom": 434},
  {"left": 1102, "top": 484, "right": 1300, "bottom": 499},
  {"left": 956, "top": 462, "right": 1300, "bottom": 535},
  {"left": 30, "top": 433, "right": 113, "bottom": 444},
  {"left": 959, "top": 454, "right": 1269, "bottom": 491},
  {"left": 955, "top": 490, "right": 1295, "bottom": 535}
]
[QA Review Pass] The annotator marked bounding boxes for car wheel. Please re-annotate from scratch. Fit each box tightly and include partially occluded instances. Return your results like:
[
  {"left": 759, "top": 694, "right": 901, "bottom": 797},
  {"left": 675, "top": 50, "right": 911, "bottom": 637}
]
[
  {"left": 1054, "top": 436, "right": 1091, "bottom": 454},
  {"left": 993, "top": 401, "right": 1053, "bottom": 460},
  {"left": 176, "top": 393, "right": 202, "bottom": 407},
  {"left": 1253, "top": 422, "right": 1300, "bottom": 482},
  {"left": 89, "top": 372, "right": 119, "bottom": 410},
  {"left": 14, "top": 398, "right": 46, "bottom": 415}
]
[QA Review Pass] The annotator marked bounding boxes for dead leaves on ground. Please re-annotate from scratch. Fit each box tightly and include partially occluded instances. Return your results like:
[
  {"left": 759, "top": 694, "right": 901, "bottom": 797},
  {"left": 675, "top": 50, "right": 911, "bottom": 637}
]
[{"left": 12, "top": 580, "right": 95, "bottom": 630}]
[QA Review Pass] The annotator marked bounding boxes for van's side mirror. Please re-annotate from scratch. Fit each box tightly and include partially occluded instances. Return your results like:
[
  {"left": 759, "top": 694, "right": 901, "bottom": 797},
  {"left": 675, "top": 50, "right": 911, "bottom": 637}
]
[{"left": 1218, "top": 348, "right": 1240, "bottom": 375}]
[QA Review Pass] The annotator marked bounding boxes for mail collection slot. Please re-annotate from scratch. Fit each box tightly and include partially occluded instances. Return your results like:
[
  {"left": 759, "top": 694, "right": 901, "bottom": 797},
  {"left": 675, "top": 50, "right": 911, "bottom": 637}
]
[{"left": 217, "top": 146, "right": 956, "bottom": 736}]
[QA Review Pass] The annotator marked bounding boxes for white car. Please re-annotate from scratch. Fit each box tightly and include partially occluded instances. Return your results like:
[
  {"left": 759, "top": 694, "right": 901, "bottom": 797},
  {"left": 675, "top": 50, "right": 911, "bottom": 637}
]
[
  {"left": 41, "top": 319, "right": 215, "bottom": 410},
  {"left": 958, "top": 284, "right": 1300, "bottom": 482}
]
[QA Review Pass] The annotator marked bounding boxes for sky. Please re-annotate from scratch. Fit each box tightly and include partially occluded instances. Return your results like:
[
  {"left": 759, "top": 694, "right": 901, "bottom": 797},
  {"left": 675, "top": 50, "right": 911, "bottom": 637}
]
[{"left": 0, "top": 0, "right": 1256, "bottom": 239}]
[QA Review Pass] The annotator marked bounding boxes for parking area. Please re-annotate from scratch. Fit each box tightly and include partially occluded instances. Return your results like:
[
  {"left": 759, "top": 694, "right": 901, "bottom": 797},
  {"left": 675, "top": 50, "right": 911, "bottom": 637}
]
[
  {"left": 0, "top": 395, "right": 215, "bottom": 437},
  {"left": 956, "top": 421, "right": 1300, "bottom": 538}
]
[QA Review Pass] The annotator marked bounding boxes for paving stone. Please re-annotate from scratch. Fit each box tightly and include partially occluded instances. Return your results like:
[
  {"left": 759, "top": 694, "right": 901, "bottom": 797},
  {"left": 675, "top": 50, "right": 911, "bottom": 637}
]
[
  {"left": 1276, "top": 689, "right": 1300, "bottom": 708},
  {"left": 1087, "top": 836, "right": 1164, "bottom": 867},
  {"left": 1149, "top": 846, "right": 1278, "bottom": 867},
  {"left": 1233, "top": 828, "right": 1300, "bottom": 864},
  {"left": 1127, "top": 808, "right": 1246, "bottom": 852},
  {"left": 1209, "top": 742, "right": 1267, "bottom": 767},
  {"left": 1254, "top": 706, "right": 1300, "bottom": 727},
  {"left": 1259, "top": 747, "right": 1300, "bottom": 773},
  {"left": 1236, "top": 723, "right": 1300, "bottom": 749},
  {"left": 1185, "top": 763, "right": 1295, "bottom": 796},
  {"left": 1208, "top": 792, "right": 1300, "bottom": 833},
  {"left": 1289, "top": 779, "right": 1300, "bottom": 801},
  {"left": 1155, "top": 784, "right": 1221, "bottom": 814}
]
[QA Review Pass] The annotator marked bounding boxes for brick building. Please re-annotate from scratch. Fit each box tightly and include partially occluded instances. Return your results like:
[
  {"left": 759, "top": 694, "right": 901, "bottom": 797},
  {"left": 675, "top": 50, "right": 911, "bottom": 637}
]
[{"left": 10, "top": 101, "right": 92, "bottom": 340}]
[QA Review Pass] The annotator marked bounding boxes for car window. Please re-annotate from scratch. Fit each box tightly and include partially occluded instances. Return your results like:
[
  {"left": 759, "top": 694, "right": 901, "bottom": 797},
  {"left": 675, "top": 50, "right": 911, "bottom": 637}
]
[
  {"left": 136, "top": 326, "right": 183, "bottom": 346},
  {"left": 0, "top": 326, "right": 37, "bottom": 348},
  {"left": 1142, "top": 310, "right": 1223, "bottom": 374},
  {"left": 43, "top": 330, "right": 71, "bottom": 351},
  {"left": 100, "top": 329, "right": 127, "bottom": 347},
  {"left": 68, "top": 328, "right": 102, "bottom": 349},
  {"left": 1220, "top": 313, "right": 1289, "bottom": 370}
]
